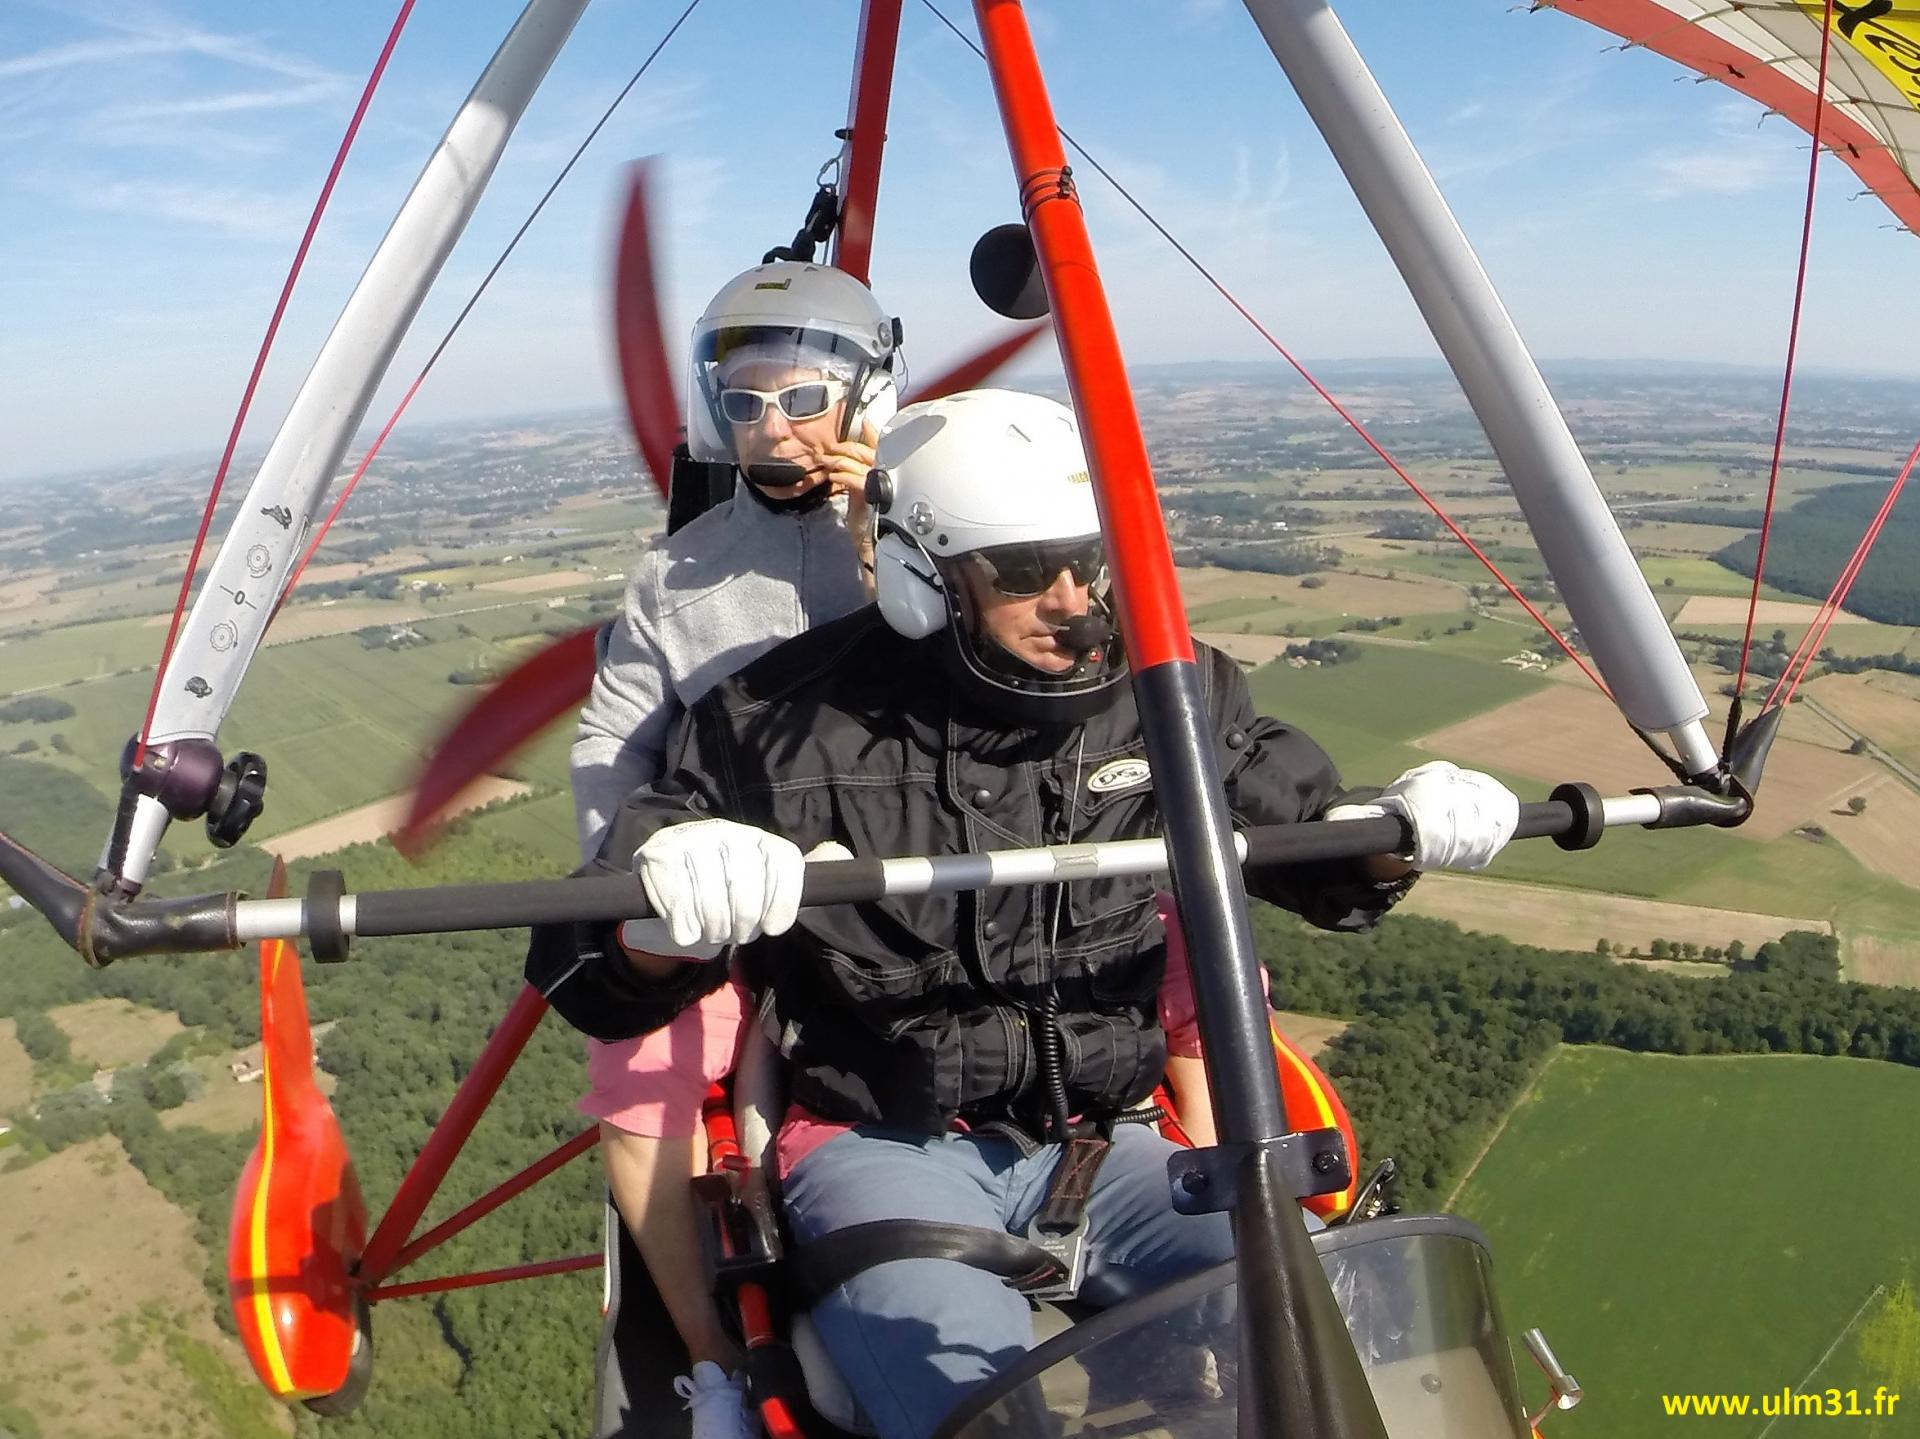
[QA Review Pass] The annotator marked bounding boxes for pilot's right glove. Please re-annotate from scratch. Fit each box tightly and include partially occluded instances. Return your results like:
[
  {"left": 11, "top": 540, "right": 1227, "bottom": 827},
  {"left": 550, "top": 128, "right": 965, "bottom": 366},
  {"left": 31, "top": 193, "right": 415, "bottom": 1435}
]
[
  {"left": 618, "top": 818, "right": 805, "bottom": 960},
  {"left": 1325, "top": 761, "right": 1518, "bottom": 873}
]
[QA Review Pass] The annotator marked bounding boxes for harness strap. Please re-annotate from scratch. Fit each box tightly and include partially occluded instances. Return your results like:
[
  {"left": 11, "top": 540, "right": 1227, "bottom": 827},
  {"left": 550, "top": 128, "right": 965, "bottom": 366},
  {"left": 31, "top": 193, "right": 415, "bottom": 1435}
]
[
  {"left": 791, "top": 1220, "right": 1064, "bottom": 1303},
  {"left": 1033, "top": 1135, "right": 1113, "bottom": 1235}
]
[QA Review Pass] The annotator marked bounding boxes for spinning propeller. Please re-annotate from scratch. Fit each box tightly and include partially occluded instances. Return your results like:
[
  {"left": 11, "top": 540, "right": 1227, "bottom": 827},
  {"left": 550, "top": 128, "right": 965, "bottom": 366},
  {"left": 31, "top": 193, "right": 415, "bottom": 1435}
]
[{"left": 396, "top": 167, "right": 1049, "bottom": 854}]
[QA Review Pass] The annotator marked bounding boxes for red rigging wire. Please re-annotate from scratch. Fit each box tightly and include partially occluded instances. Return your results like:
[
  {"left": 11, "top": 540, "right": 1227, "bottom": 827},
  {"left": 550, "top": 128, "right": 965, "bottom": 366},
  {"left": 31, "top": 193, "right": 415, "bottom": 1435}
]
[
  {"left": 1734, "top": 0, "right": 1837, "bottom": 705},
  {"left": 1765, "top": 438, "right": 1920, "bottom": 711},
  {"left": 917, "top": 0, "right": 1609, "bottom": 697},
  {"left": 137, "top": 0, "right": 417, "bottom": 763},
  {"left": 280, "top": 0, "right": 703, "bottom": 605}
]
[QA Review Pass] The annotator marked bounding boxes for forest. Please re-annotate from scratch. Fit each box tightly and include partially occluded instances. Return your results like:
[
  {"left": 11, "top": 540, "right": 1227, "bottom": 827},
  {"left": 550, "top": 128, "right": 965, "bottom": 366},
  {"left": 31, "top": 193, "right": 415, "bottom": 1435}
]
[
  {"left": 1712, "top": 481, "right": 1920, "bottom": 625},
  {"left": 0, "top": 830, "right": 1910, "bottom": 1437}
]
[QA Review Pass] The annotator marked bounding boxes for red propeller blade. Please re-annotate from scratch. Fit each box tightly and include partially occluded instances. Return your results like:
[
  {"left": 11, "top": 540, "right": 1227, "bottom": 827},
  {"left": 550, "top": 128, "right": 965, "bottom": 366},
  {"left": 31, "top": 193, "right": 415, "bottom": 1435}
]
[
  {"left": 614, "top": 159, "right": 679, "bottom": 498},
  {"left": 905, "top": 321, "right": 1050, "bottom": 404},
  {"left": 395, "top": 623, "right": 602, "bottom": 857}
]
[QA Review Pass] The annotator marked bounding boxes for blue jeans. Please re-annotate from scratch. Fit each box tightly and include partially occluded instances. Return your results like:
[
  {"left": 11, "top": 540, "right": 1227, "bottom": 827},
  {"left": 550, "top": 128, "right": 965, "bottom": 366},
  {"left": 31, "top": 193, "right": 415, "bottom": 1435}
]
[{"left": 781, "top": 1122, "right": 1237, "bottom": 1439}]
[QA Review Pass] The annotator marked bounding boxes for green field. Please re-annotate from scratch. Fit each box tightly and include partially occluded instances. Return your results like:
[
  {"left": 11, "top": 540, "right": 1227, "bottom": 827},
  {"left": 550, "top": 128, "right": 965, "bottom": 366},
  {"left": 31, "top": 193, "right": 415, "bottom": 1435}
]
[
  {"left": 1456, "top": 1047, "right": 1920, "bottom": 1437},
  {"left": 1247, "top": 644, "right": 1549, "bottom": 783}
]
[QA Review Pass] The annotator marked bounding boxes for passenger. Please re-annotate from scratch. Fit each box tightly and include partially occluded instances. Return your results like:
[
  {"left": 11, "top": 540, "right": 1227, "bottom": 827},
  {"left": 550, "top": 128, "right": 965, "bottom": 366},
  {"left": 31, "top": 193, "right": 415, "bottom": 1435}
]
[
  {"left": 568, "top": 259, "right": 905, "bottom": 1439},
  {"left": 537, "top": 390, "right": 1519, "bottom": 1439}
]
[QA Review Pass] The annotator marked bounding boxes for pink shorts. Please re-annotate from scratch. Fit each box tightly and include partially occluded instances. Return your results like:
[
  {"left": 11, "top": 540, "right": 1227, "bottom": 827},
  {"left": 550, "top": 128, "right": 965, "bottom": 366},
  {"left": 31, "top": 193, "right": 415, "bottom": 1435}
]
[
  {"left": 579, "top": 979, "right": 751, "bottom": 1139},
  {"left": 1157, "top": 891, "right": 1268, "bottom": 1058}
]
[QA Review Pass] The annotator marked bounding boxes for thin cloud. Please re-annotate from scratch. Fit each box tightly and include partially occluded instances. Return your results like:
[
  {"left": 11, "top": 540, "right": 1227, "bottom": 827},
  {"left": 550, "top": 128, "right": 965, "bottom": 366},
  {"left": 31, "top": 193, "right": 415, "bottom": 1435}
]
[
  {"left": 0, "top": 35, "right": 180, "bottom": 77},
  {"left": 1647, "top": 144, "right": 1791, "bottom": 196},
  {"left": 45, "top": 173, "right": 309, "bottom": 238},
  {"left": 93, "top": 80, "right": 342, "bottom": 125}
]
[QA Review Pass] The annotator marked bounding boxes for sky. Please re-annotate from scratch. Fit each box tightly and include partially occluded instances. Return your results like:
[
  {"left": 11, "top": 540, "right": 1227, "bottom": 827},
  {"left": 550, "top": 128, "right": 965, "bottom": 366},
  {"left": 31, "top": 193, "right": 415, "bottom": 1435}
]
[{"left": 1, "top": 0, "right": 1917, "bottom": 482}]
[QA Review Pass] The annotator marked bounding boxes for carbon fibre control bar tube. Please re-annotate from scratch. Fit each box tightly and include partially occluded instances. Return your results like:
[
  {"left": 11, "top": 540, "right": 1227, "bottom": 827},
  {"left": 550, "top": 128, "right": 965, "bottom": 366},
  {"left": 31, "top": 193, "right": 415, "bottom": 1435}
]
[
  {"left": 0, "top": 784, "right": 1749, "bottom": 966},
  {"left": 1239, "top": 0, "right": 1718, "bottom": 779},
  {"left": 105, "top": 0, "right": 591, "bottom": 895}
]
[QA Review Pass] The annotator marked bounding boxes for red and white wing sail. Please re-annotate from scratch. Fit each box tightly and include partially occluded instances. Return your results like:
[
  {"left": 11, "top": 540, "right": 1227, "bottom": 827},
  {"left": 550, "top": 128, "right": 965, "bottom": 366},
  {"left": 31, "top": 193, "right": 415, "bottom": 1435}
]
[{"left": 1540, "top": 1, "right": 1920, "bottom": 232}]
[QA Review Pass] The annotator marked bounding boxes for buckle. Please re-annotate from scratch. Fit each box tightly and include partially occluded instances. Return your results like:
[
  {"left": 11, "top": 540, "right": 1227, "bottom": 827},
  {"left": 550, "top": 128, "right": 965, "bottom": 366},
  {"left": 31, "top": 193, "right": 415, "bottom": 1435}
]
[{"left": 1019, "top": 1214, "right": 1089, "bottom": 1301}]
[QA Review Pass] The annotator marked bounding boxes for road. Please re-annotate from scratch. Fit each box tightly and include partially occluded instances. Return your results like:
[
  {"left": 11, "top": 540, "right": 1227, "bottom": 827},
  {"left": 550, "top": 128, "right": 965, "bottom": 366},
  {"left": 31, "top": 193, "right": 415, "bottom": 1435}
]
[{"left": 1799, "top": 694, "right": 1920, "bottom": 793}]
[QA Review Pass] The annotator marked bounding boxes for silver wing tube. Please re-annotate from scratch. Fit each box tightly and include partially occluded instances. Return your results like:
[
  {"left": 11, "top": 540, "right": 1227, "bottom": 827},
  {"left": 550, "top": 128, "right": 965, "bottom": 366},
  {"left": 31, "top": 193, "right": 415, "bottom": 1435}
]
[
  {"left": 114, "top": 0, "right": 591, "bottom": 890},
  {"left": 1240, "top": 0, "right": 1717, "bottom": 778}
]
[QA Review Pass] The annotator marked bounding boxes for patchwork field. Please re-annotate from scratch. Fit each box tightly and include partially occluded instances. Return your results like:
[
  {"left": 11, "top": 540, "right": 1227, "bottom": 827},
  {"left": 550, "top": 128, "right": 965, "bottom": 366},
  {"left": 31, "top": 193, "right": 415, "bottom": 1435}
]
[
  {"left": 254, "top": 775, "right": 532, "bottom": 860},
  {"left": 1456, "top": 1048, "right": 1920, "bottom": 1437},
  {"left": 480, "top": 570, "right": 594, "bottom": 594},
  {"left": 1192, "top": 630, "right": 1295, "bottom": 666},
  {"left": 1808, "top": 670, "right": 1920, "bottom": 769},
  {"left": 1271, "top": 1011, "right": 1347, "bottom": 1058},
  {"left": 1675, "top": 595, "right": 1874, "bottom": 627},
  {"left": 1824, "top": 772, "right": 1920, "bottom": 889},
  {"left": 1248, "top": 645, "right": 1548, "bottom": 784},
  {"left": 1177, "top": 564, "right": 1463, "bottom": 618},
  {"left": 1399, "top": 873, "right": 1820, "bottom": 956},
  {"left": 0, "top": 1136, "right": 288, "bottom": 1439},
  {"left": 1846, "top": 933, "right": 1920, "bottom": 990},
  {"left": 48, "top": 998, "right": 184, "bottom": 1071},
  {"left": 1418, "top": 682, "right": 1883, "bottom": 842}
]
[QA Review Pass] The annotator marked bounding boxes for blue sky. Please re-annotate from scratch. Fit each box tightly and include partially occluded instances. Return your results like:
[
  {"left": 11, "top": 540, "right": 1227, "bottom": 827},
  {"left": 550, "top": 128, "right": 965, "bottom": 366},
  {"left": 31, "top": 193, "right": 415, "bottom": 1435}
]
[{"left": 2, "top": 0, "right": 1916, "bottom": 482}]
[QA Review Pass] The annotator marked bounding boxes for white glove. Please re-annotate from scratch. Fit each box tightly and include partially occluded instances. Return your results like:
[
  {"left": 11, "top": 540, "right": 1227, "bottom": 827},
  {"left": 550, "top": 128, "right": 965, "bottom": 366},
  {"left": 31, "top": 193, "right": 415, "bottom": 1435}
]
[
  {"left": 619, "top": 818, "right": 805, "bottom": 959},
  {"left": 1325, "top": 761, "right": 1519, "bottom": 873}
]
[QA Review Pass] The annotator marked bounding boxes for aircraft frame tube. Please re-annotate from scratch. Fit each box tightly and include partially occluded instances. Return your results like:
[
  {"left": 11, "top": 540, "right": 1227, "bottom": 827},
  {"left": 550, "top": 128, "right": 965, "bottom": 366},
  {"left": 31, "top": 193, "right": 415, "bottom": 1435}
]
[
  {"left": 1239, "top": 0, "right": 1716, "bottom": 777},
  {"left": 830, "top": 0, "right": 905, "bottom": 284},
  {"left": 144, "top": 0, "right": 590, "bottom": 753}
]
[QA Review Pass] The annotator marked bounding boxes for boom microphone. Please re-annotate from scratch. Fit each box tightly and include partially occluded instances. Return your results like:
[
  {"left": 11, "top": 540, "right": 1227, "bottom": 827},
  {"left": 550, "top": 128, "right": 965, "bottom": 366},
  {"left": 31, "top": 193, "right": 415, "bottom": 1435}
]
[{"left": 1057, "top": 614, "right": 1113, "bottom": 657}]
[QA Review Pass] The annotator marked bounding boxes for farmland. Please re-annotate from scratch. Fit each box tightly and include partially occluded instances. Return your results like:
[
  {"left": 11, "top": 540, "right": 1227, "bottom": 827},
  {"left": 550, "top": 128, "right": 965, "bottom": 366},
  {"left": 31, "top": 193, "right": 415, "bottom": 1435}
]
[
  {"left": 1455, "top": 1047, "right": 1920, "bottom": 1437},
  {"left": 2, "top": 366, "right": 1919, "bottom": 1437}
]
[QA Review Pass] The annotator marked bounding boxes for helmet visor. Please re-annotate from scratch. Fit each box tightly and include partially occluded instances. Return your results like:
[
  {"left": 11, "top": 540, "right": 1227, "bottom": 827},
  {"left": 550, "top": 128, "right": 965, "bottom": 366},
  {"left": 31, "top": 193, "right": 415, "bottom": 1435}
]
[{"left": 968, "top": 537, "right": 1107, "bottom": 598}]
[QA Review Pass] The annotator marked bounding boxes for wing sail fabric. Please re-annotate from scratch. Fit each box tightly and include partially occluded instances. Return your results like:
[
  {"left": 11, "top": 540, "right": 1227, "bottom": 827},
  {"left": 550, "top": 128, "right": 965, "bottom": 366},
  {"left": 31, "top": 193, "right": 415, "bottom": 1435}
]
[{"left": 1538, "top": 1, "right": 1920, "bottom": 233}]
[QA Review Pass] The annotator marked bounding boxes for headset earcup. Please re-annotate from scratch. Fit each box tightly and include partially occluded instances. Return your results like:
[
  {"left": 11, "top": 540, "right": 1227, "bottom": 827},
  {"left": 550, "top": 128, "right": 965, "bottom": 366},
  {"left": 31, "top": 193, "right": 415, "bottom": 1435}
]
[{"left": 874, "top": 533, "right": 946, "bottom": 640}]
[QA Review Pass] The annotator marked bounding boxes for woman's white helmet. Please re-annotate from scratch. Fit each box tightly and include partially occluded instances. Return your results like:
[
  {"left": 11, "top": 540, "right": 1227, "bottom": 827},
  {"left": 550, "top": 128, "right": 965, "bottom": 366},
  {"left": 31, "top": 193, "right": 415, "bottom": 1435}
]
[
  {"left": 686, "top": 260, "right": 906, "bottom": 475},
  {"left": 868, "top": 390, "right": 1126, "bottom": 723}
]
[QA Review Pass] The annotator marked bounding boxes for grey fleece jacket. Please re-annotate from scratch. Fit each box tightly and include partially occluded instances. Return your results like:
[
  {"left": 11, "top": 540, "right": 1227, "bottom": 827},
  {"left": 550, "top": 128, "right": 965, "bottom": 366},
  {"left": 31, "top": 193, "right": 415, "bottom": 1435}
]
[{"left": 570, "top": 484, "right": 869, "bottom": 860}]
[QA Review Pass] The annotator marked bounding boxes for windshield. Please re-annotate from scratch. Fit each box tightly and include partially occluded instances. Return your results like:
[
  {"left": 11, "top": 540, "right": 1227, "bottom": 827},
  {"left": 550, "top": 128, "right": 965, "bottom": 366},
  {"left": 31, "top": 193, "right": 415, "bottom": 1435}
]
[{"left": 938, "top": 1216, "right": 1531, "bottom": 1438}]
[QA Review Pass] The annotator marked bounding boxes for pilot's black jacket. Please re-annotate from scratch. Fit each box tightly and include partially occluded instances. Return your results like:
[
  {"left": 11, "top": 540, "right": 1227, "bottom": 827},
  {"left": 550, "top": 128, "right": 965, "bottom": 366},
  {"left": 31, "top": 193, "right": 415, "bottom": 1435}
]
[{"left": 527, "top": 606, "right": 1408, "bottom": 1133}]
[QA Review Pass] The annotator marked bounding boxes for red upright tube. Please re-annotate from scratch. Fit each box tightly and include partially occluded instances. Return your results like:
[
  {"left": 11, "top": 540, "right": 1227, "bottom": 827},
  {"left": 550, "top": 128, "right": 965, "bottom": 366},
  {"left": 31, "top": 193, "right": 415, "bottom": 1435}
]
[
  {"left": 972, "top": 0, "right": 1192, "bottom": 672},
  {"left": 357, "top": 985, "right": 550, "bottom": 1285},
  {"left": 832, "top": 0, "right": 905, "bottom": 285}
]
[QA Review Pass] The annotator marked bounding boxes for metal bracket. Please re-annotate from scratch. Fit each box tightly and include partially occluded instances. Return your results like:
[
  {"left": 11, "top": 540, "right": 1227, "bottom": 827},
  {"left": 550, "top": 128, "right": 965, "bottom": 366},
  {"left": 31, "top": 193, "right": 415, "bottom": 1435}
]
[
  {"left": 1019, "top": 1214, "right": 1089, "bottom": 1301},
  {"left": 1166, "top": 1128, "right": 1350, "bottom": 1217}
]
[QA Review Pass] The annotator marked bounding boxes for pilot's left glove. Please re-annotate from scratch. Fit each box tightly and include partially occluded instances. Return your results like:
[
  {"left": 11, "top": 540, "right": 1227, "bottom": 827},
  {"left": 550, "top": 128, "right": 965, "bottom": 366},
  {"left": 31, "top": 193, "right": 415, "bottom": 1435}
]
[
  {"left": 631, "top": 818, "right": 805, "bottom": 952},
  {"left": 1325, "top": 761, "right": 1519, "bottom": 872}
]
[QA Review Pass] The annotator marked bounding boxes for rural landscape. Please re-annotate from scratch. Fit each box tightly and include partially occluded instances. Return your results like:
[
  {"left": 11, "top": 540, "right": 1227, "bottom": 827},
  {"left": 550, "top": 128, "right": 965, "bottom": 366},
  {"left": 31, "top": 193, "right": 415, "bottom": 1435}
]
[{"left": 2, "top": 359, "right": 1919, "bottom": 1437}]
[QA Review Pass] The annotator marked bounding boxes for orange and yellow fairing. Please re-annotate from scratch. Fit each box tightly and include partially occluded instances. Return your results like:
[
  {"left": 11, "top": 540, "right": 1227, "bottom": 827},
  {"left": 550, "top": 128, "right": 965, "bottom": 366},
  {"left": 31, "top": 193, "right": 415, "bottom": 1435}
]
[{"left": 227, "top": 860, "right": 368, "bottom": 1401}]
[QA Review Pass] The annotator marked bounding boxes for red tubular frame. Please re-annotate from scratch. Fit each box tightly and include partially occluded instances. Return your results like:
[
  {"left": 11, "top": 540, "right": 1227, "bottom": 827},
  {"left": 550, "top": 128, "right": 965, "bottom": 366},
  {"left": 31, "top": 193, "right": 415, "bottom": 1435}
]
[
  {"left": 364, "top": 1253, "right": 602, "bottom": 1302},
  {"left": 357, "top": 984, "right": 552, "bottom": 1285},
  {"left": 831, "top": 0, "right": 905, "bottom": 284},
  {"left": 388, "top": 1125, "right": 600, "bottom": 1275},
  {"left": 971, "top": 0, "right": 1192, "bottom": 672}
]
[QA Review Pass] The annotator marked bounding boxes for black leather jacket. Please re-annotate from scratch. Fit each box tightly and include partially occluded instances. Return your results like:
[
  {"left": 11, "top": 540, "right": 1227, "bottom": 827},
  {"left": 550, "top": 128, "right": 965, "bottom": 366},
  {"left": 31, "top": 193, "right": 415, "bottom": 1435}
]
[{"left": 528, "top": 607, "right": 1407, "bottom": 1132}]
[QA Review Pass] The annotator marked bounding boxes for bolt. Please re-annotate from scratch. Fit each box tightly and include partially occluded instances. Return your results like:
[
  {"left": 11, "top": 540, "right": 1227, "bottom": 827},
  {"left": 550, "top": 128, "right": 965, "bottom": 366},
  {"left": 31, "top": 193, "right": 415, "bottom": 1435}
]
[{"left": 1312, "top": 1151, "right": 1340, "bottom": 1176}]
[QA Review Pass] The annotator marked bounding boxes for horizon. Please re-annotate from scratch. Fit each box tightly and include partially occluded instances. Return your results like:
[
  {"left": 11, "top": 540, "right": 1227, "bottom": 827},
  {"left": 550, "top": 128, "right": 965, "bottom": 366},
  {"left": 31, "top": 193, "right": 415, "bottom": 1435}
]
[{"left": 5, "top": 350, "right": 1915, "bottom": 492}]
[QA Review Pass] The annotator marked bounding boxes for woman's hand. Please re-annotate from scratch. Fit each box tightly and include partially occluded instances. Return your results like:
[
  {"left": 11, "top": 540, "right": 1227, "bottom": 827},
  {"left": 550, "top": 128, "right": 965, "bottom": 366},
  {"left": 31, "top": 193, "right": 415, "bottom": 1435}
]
[{"left": 823, "top": 420, "right": 880, "bottom": 595}]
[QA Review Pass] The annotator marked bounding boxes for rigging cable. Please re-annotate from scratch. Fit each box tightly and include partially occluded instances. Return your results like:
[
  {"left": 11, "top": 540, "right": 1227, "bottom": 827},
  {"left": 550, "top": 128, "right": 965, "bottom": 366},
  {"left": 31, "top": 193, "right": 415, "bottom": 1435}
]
[
  {"left": 137, "top": 0, "right": 418, "bottom": 763},
  {"left": 1765, "top": 437, "right": 1920, "bottom": 711},
  {"left": 916, "top": 0, "right": 1610, "bottom": 699},
  {"left": 1730, "top": 0, "right": 1839, "bottom": 738},
  {"left": 278, "top": 0, "right": 704, "bottom": 607}
]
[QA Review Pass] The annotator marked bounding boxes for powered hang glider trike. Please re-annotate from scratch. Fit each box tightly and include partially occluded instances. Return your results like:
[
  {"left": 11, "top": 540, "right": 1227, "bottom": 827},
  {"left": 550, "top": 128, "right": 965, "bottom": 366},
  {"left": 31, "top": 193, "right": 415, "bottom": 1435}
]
[{"left": 5, "top": 0, "right": 1919, "bottom": 1435}]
